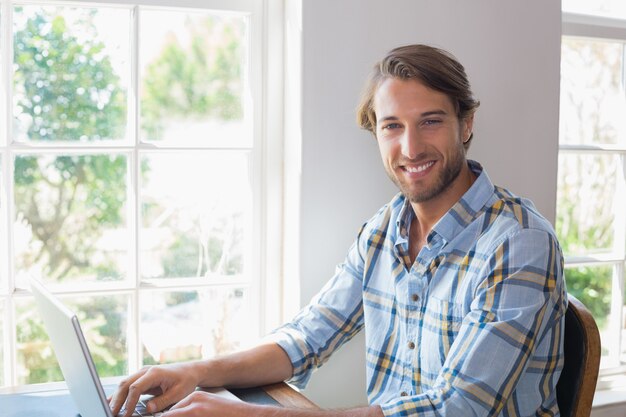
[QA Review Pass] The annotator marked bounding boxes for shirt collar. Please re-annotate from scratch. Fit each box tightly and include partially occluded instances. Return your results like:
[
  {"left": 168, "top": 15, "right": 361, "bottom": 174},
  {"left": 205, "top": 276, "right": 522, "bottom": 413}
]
[{"left": 394, "top": 160, "right": 495, "bottom": 247}]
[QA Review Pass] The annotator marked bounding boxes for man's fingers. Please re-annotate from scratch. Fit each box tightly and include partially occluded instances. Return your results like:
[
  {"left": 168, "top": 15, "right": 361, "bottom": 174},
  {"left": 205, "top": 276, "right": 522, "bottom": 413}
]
[
  {"left": 146, "top": 390, "right": 180, "bottom": 414},
  {"left": 120, "top": 371, "right": 162, "bottom": 417},
  {"left": 166, "top": 392, "right": 194, "bottom": 411},
  {"left": 109, "top": 380, "right": 131, "bottom": 416},
  {"left": 109, "top": 368, "right": 149, "bottom": 416}
]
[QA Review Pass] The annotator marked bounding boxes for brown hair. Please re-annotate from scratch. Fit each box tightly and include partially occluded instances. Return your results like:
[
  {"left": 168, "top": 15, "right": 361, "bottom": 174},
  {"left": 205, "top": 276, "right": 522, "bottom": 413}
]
[{"left": 356, "top": 44, "right": 480, "bottom": 149}]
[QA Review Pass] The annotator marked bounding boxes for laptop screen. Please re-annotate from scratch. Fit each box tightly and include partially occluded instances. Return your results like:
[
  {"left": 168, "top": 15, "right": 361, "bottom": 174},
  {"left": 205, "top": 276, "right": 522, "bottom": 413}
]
[{"left": 30, "top": 278, "right": 113, "bottom": 417}]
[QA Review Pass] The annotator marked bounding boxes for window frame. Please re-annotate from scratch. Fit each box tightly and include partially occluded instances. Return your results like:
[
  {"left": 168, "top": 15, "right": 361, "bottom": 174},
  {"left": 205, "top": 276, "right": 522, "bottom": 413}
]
[
  {"left": 0, "top": 0, "right": 283, "bottom": 391},
  {"left": 560, "top": 11, "right": 626, "bottom": 389}
]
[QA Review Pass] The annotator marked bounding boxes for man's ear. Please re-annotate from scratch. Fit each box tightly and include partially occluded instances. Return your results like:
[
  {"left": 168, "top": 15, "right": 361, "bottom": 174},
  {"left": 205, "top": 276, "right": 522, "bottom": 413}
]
[{"left": 463, "top": 114, "right": 475, "bottom": 142}]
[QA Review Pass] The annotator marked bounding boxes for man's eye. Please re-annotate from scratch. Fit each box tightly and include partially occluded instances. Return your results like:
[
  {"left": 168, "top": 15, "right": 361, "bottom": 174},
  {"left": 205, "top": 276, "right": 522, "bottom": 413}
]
[{"left": 423, "top": 119, "right": 442, "bottom": 126}]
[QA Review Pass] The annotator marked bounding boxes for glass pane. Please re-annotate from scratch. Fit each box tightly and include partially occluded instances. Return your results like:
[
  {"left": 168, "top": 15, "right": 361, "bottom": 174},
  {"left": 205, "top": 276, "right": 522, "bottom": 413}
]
[
  {"left": 563, "top": 0, "right": 626, "bottom": 20},
  {"left": 0, "top": 299, "right": 4, "bottom": 387},
  {"left": 0, "top": 156, "right": 5, "bottom": 293},
  {"left": 565, "top": 265, "right": 613, "bottom": 367},
  {"left": 140, "top": 152, "right": 250, "bottom": 279},
  {"left": 141, "top": 287, "right": 250, "bottom": 365},
  {"left": 139, "top": 9, "right": 249, "bottom": 145},
  {"left": 16, "top": 294, "right": 128, "bottom": 385},
  {"left": 560, "top": 38, "right": 626, "bottom": 146},
  {"left": 13, "top": 5, "right": 130, "bottom": 142},
  {"left": 556, "top": 153, "right": 618, "bottom": 255},
  {"left": 13, "top": 154, "right": 129, "bottom": 285}
]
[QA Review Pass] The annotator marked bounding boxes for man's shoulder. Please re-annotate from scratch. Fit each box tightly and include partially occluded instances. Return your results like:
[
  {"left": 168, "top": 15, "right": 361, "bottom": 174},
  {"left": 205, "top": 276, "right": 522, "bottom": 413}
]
[
  {"left": 358, "top": 193, "right": 406, "bottom": 238},
  {"left": 482, "top": 185, "right": 557, "bottom": 238}
]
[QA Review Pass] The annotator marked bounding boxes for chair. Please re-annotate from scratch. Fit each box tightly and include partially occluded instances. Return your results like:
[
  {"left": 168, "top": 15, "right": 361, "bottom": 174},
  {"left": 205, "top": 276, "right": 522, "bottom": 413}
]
[{"left": 556, "top": 294, "right": 601, "bottom": 417}]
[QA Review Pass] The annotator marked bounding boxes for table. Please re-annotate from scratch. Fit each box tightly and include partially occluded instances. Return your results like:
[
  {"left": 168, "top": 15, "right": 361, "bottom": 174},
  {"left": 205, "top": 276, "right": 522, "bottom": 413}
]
[{"left": 0, "top": 381, "right": 318, "bottom": 416}]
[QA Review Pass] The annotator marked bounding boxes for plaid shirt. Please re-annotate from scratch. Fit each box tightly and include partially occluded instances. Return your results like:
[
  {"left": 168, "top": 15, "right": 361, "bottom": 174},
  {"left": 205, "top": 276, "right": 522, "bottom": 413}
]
[{"left": 272, "top": 161, "right": 566, "bottom": 417}]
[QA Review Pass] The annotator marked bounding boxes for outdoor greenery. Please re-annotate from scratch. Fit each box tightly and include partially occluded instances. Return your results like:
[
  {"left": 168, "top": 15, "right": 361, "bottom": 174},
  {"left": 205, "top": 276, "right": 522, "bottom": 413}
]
[
  {"left": 557, "top": 38, "right": 622, "bottom": 329},
  {"left": 13, "top": 7, "right": 128, "bottom": 282},
  {"left": 8, "top": 6, "right": 246, "bottom": 385},
  {"left": 140, "top": 14, "right": 244, "bottom": 140}
]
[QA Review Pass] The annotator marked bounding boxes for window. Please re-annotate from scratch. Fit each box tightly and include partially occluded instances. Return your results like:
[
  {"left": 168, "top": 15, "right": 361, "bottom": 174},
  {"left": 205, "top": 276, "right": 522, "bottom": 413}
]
[
  {"left": 559, "top": 1, "right": 626, "bottom": 387},
  {"left": 0, "top": 0, "right": 275, "bottom": 389}
]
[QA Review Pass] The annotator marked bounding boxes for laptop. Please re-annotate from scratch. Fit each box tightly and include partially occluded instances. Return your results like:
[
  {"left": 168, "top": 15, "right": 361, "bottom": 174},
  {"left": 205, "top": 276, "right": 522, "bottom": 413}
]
[{"left": 30, "top": 278, "right": 240, "bottom": 417}]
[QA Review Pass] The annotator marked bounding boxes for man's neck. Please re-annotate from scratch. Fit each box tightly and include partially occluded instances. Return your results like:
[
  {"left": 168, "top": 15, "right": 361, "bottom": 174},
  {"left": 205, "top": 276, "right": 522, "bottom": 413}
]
[{"left": 408, "top": 163, "right": 476, "bottom": 263}]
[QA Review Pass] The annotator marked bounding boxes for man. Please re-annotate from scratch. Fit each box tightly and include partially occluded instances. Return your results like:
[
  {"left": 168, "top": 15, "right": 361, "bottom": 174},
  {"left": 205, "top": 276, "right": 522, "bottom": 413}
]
[{"left": 110, "top": 44, "right": 566, "bottom": 417}]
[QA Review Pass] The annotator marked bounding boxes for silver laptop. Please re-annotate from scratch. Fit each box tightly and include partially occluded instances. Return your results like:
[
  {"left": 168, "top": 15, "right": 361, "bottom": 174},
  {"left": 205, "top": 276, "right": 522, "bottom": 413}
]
[{"left": 30, "top": 278, "right": 239, "bottom": 417}]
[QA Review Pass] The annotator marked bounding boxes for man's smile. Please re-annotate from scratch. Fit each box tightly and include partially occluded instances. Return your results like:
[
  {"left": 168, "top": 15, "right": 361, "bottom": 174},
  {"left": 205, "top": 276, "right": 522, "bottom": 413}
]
[{"left": 402, "top": 160, "right": 435, "bottom": 174}]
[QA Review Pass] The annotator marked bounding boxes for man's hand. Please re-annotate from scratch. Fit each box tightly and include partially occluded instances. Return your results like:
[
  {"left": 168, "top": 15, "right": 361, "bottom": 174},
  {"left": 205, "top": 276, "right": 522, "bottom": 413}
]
[
  {"left": 162, "top": 391, "right": 254, "bottom": 417},
  {"left": 109, "top": 362, "right": 204, "bottom": 417},
  {"left": 161, "top": 391, "right": 384, "bottom": 417}
]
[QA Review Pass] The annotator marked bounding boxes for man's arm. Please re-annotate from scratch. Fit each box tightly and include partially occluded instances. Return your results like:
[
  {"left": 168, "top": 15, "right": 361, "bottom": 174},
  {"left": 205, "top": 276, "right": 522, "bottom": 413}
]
[
  {"left": 112, "top": 342, "right": 385, "bottom": 417},
  {"left": 163, "top": 391, "right": 384, "bottom": 417},
  {"left": 110, "top": 342, "right": 294, "bottom": 417}
]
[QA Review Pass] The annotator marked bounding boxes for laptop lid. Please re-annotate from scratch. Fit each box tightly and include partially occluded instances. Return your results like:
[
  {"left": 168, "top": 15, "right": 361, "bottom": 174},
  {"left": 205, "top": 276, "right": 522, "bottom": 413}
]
[{"left": 30, "top": 278, "right": 113, "bottom": 417}]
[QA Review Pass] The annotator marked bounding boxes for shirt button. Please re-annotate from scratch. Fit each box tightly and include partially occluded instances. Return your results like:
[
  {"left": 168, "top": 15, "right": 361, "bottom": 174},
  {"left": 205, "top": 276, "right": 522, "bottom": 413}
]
[
  {"left": 411, "top": 293, "right": 419, "bottom": 302},
  {"left": 408, "top": 341, "right": 415, "bottom": 349},
  {"left": 400, "top": 391, "right": 409, "bottom": 397}
]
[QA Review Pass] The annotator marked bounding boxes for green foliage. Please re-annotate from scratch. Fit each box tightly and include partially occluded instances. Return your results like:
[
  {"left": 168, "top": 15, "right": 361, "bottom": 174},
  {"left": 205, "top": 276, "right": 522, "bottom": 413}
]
[
  {"left": 141, "top": 16, "right": 244, "bottom": 140},
  {"left": 13, "top": 9, "right": 126, "bottom": 141},
  {"left": 16, "top": 304, "right": 63, "bottom": 384},
  {"left": 557, "top": 40, "right": 623, "bottom": 327},
  {"left": 564, "top": 266, "right": 612, "bottom": 329},
  {"left": 10, "top": 7, "right": 247, "bottom": 385},
  {"left": 14, "top": 154, "right": 126, "bottom": 281},
  {"left": 13, "top": 9, "right": 127, "bottom": 282},
  {"left": 16, "top": 297, "right": 127, "bottom": 384}
]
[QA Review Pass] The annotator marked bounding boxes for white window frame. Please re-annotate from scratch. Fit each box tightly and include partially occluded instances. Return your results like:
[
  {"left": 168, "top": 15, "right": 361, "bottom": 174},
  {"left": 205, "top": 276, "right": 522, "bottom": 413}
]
[
  {"left": 0, "top": 0, "right": 285, "bottom": 391},
  {"left": 561, "top": 11, "right": 626, "bottom": 389}
]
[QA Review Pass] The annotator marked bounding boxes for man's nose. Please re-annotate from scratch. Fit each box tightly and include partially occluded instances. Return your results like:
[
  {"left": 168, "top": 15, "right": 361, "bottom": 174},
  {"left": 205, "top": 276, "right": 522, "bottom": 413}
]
[{"left": 400, "top": 128, "right": 422, "bottom": 159}]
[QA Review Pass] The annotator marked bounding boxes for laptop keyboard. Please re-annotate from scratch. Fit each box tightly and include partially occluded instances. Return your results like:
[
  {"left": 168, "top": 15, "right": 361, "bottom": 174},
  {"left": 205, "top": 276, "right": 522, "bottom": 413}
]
[{"left": 118, "top": 398, "right": 164, "bottom": 417}]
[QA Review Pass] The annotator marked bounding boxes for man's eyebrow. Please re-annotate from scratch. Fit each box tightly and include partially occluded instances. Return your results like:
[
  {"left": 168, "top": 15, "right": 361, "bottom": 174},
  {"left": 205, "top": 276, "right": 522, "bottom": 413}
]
[
  {"left": 377, "top": 109, "right": 449, "bottom": 123},
  {"left": 420, "top": 109, "right": 448, "bottom": 117}
]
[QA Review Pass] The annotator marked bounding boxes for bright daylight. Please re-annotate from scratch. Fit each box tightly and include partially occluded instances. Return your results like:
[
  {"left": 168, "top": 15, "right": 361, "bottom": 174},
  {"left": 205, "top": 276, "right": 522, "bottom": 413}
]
[{"left": 2, "top": 0, "right": 626, "bottom": 417}]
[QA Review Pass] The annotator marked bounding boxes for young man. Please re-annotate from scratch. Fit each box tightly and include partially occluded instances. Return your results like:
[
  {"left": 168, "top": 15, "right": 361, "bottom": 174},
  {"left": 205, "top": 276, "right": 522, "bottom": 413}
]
[{"left": 111, "top": 44, "right": 566, "bottom": 417}]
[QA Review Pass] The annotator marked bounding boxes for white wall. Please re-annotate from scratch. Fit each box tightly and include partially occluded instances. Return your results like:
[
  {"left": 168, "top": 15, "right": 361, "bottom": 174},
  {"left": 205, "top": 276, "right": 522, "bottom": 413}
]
[{"left": 290, "top": 0, "right": 562, "bottom": 408}]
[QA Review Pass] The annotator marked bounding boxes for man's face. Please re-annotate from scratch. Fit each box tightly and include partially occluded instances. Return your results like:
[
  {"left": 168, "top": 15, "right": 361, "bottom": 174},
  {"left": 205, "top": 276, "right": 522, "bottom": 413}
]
[{"left": 373, "top": 77, "right": 473, "bottom": 204}]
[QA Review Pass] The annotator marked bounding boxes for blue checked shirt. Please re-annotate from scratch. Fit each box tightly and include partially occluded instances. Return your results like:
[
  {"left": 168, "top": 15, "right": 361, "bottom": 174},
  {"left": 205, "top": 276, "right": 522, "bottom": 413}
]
[{"left": 272, "top": 161, "right": 567, "bottom": 417}]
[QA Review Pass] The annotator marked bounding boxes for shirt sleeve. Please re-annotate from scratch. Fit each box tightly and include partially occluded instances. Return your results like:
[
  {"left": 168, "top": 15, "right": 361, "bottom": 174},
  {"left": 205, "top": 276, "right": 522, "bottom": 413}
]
[
  {"left": 268, "top": 226, "right": 368, "bottom": 388},
  {"left": 380, "top": 228, "right": 567, "bottom": 417}
]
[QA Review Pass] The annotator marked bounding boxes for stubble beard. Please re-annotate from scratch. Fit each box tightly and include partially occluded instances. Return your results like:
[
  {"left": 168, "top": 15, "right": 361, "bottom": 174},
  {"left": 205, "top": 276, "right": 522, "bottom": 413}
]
[{"left": 388, "top": 144, "right": 466, "bottom": 204}]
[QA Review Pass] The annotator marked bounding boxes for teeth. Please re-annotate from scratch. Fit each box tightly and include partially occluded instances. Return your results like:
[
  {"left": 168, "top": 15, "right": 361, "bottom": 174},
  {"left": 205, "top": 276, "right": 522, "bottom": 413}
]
[{"left": 405, "top": 161, "right": 434, "bottom": 173}]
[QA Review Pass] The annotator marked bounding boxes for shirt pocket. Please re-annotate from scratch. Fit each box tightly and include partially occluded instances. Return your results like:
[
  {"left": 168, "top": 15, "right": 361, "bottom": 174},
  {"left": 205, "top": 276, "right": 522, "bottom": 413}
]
[{"left": 418, "top": 297, "right": 465, "bottom": 387}]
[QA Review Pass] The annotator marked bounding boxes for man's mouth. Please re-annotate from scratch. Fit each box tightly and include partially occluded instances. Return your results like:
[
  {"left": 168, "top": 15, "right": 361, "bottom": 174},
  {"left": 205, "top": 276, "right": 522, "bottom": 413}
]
[{"left": 403, "top": 160, "right": 435, "bottom": 173}]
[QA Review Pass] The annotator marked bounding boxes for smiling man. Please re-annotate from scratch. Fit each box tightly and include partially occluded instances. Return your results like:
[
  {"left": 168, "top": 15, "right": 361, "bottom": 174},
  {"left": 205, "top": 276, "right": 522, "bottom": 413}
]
[{"left": 111, "top": 44, "right": 566, "bottom": 417}]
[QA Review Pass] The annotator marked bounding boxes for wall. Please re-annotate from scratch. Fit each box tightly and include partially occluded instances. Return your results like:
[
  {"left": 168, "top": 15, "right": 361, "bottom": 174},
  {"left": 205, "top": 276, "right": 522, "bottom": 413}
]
[{"left": 290, "top": 0, "right": 562, "bottom": 408}]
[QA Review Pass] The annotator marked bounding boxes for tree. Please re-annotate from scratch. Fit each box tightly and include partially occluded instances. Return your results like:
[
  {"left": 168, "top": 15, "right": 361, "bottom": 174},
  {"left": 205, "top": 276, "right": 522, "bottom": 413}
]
[
  {"left": 12, "top": 7, "right": 128, "bottom": 384},
  {"left": 13, "top": 8, "right": 127, "bottom": 282},
  {"left": 140, "top": 15, "right": 244, "bottom": 140},
  {"left": 556, "top": 38, "right": 622, "bottom": 328}
]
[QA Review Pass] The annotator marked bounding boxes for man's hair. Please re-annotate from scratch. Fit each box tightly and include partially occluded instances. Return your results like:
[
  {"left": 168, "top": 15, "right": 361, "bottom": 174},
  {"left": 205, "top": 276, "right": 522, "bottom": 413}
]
[{"left": 356, "top": 44, "right": 480, "bottom": 149}]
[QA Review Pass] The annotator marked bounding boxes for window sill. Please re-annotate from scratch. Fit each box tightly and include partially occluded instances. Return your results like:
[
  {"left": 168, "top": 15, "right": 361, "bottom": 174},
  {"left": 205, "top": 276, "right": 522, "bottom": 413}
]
[{"left": 593, "top": 388, "right": 626, "bottom": 411}]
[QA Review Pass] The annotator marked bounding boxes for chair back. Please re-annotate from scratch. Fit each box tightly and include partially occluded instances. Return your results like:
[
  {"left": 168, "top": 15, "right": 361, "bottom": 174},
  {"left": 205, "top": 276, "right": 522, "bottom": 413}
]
[{"left": 556, "top": 294, "right": 601, "bottom": 417}]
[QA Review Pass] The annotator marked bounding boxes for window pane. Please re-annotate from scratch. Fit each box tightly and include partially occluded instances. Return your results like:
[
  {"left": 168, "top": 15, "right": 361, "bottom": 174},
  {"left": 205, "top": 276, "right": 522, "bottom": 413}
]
[
  {"left": 556, "top": 153, "right": 618, "bottom": 255},
  {"left": 0, "top": 155, "right": 5, "bottom": 294},
  {"left": 140, "top": 152, "right": 250, "bottom": 279},
  {"left": 565, "top": 265, "right": 613, "bottom": 367},
  {"left": 563, "top": 0, "right": 626, "bottom": 20},
  {"left": 141, "top": 287, "right": 250, "bottom": 365},
  {"left": 560, "top": 38, "right": 626, "bottom": 146},
  {"left": 139, "top": 9, "right": 249, "bottom": 145},
  {"left": 13, "top": 154, "right": 129, "bottom": 285},
  {"left": 13, "top": 5, "right": 130, "bottom": 142},
  {"left": 0, "top": 299, "right": 4, "bottom": 387},
  {"left": 16, "top": 294, "right": 128, "bottom": 384}
]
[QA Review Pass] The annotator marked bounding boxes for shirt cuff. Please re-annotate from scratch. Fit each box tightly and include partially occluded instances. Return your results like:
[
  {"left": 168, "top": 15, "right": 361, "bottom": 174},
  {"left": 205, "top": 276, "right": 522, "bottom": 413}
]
[{"left": 264, "top": 326, "right": 315, "bottom": 388}]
